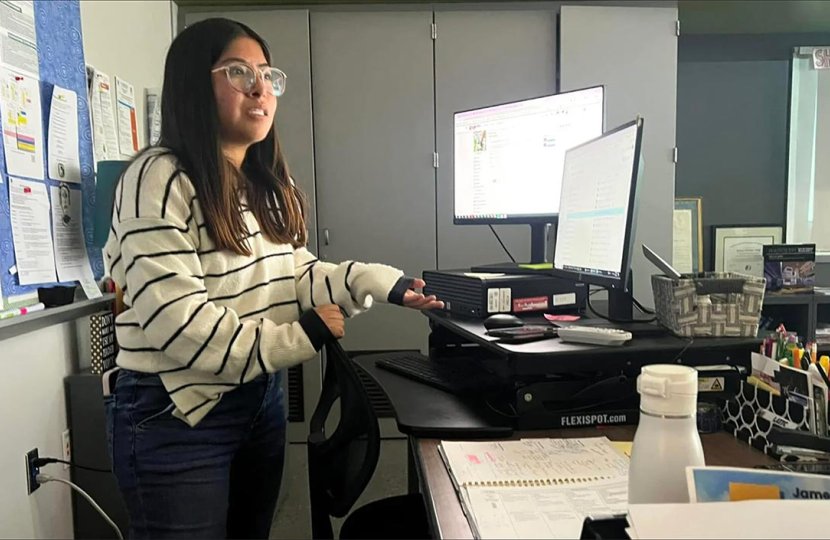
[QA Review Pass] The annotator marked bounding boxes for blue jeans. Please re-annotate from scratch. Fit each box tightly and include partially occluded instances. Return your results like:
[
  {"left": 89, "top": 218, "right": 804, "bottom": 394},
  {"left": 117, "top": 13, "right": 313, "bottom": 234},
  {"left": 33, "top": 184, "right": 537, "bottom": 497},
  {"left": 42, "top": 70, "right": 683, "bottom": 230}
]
[{"left": 105, "top": 369, "right": 287, "bottom": 539}]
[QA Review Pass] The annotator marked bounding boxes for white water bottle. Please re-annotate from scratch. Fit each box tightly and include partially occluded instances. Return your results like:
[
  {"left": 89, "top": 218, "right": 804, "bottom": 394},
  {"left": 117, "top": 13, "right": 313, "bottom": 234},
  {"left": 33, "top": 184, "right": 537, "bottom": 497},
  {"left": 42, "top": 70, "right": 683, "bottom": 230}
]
[{"left": 628, "top": 364, "right": 705, "bottom": 504}]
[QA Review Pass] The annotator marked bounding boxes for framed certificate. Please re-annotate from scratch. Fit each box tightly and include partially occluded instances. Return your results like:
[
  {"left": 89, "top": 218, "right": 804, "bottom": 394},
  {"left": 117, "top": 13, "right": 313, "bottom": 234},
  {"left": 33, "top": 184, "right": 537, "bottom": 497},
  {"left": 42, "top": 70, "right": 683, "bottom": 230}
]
[
  {"left": 674, "top": 198, "right": 703, "bottom": 274},
  {"left": 713, "top": 225, "right": 783, "bottom": 277}
]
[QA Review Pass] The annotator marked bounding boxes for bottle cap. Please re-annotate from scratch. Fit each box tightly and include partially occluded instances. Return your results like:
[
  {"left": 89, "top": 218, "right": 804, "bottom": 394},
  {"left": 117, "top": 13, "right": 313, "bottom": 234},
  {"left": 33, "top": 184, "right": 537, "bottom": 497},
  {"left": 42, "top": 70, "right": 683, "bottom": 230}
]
[{"left": 637, "top": 364, "right": 698, "bottom": 416}]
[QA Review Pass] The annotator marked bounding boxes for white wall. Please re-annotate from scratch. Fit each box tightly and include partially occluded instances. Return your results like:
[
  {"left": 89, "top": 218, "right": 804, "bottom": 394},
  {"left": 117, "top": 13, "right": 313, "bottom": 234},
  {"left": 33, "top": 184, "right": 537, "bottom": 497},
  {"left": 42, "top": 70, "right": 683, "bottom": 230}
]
[
  {"left": 0, "top": 4, "right": 174, "bottom": 538},
  {"left": 80, "top": 0, "right": 174, "bottom": 150},
  {"left": 0, "top": 323, "right": 78, "bottom": 539}
]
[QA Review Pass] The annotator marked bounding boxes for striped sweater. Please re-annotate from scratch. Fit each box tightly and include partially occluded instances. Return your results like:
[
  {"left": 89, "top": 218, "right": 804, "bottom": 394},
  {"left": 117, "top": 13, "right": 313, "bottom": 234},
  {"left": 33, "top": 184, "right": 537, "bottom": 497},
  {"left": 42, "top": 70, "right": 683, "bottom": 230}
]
[{"left": 105, "top": 149, "right": 409, "bottom": 426}]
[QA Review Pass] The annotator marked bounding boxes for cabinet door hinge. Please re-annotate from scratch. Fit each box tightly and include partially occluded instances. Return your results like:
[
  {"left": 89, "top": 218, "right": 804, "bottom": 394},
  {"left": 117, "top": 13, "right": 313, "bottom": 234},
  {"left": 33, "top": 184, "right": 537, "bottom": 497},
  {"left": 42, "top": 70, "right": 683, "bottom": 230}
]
[
  {"left": 673, "top": 147, "right": 678, "bottom": 164},
  {"left": 433, "top": 152, "right": 440, "bottom": 168},
  {"left": 431, "top": 23, "right": 437, "bottom": 40},
  {"left": 675, "top": 20, "right": 680, "bottom": 37}
]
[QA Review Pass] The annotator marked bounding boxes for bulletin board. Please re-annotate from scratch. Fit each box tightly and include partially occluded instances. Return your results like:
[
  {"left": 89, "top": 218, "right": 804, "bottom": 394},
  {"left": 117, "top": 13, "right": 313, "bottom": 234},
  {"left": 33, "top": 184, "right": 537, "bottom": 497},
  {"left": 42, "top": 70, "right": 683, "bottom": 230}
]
[{"left": 0, "top": 0, "right": 103, "bottom": 304}]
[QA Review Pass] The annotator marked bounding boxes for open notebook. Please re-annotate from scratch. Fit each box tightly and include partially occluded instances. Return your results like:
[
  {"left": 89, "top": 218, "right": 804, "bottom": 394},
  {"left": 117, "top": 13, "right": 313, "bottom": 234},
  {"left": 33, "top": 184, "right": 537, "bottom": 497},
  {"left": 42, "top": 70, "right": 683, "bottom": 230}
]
[{"left": 438, "top": 437, "right": 630, "bottom": 539}]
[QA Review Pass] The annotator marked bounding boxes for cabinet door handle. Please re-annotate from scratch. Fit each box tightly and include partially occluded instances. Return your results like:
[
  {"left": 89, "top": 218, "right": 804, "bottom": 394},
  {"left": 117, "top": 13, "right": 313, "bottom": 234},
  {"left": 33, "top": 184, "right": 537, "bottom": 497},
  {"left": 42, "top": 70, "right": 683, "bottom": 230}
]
[{"left": 323, "top": 229, "right": 330, "bottom": 246}]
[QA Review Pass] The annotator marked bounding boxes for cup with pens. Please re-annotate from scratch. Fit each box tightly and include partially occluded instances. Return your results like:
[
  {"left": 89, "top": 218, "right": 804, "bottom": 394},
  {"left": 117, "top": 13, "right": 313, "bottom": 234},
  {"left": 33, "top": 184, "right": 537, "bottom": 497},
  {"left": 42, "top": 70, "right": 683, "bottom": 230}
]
[{"left": 761, "top": 324, "right": 830, "bottom": 388}]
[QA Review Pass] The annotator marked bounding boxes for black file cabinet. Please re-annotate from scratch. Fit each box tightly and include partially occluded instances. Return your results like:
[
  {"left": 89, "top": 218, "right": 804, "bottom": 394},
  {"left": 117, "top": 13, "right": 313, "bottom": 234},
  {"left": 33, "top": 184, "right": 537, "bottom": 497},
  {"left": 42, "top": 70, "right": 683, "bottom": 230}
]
[{"left": 65, "top": 372, "right": 128, "bottom": 539}]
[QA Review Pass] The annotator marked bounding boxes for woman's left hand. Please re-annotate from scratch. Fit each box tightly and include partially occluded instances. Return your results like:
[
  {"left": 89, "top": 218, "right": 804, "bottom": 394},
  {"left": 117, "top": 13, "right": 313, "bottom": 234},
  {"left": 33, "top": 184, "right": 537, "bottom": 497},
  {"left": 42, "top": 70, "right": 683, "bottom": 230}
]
[{"left": 402, "top": 278, "right": 444, "bottom": 310}]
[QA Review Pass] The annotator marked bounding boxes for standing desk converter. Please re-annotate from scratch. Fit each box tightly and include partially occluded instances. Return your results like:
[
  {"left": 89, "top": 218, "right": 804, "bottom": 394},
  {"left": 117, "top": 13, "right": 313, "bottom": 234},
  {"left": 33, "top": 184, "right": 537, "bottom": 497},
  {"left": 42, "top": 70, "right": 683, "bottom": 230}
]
[{"left": 413, "top": 310, "right": 759, "bottom": 431}]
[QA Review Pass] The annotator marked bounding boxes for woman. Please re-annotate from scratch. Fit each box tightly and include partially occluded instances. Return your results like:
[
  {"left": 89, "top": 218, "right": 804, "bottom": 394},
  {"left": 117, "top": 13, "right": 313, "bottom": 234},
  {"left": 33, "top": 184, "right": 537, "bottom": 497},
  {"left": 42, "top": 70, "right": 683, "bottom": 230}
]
[{"left": 104, "top": 18, "right": 442, "bottom": 539}]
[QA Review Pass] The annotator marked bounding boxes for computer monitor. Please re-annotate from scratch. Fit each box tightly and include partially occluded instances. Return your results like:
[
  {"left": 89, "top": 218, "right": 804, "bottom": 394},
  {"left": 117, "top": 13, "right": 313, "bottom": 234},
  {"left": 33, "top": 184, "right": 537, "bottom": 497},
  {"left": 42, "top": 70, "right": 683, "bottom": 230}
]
[
  {"left": 453, "top": 85, "right": 605, "bottom": 264},
  {"left": 553, "top": 118, "right": 644, "bottom": 320}
]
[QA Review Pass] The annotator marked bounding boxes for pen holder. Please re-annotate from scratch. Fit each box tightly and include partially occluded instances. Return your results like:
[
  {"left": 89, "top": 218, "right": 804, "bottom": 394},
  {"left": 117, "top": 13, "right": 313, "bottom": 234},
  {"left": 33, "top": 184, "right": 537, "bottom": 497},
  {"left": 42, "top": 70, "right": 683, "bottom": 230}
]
[
  {"left": 723, "top": 380, "right": 810, "bottom": 458},
  {"left": 723, "top": 352, "right": 829, "bottom": 460},
  {"left": 651, "top": 272, "right": 765, "bottom": 337}
]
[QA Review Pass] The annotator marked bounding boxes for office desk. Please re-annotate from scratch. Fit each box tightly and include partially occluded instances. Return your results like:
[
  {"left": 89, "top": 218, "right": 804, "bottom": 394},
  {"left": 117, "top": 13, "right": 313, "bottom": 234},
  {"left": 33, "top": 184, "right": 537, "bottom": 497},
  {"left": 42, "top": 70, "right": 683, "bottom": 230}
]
[
  {"left": 413, "top": 428, "right": 778, "bottom": 540},
  {"left": 355, "top": 349, "right": 778, "bottom": 540}
]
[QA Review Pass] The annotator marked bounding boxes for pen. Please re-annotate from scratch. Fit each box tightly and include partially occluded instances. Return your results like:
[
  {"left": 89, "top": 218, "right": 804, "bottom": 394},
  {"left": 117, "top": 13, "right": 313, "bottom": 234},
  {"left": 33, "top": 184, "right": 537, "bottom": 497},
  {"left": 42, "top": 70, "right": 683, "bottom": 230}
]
[
  {"left": 810, "top": 362, "right": 830, "bottom": 392},
  {"left": 0, "top": 302, "right": 45, "bottom": 320}
]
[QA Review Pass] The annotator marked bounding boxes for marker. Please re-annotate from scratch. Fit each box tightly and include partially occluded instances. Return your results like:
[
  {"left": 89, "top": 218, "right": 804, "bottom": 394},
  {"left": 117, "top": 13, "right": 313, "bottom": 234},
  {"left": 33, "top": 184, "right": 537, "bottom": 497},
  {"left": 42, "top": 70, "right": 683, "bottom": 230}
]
[{"left": 0, "top": 302, "right": 45, "bottom": 320}]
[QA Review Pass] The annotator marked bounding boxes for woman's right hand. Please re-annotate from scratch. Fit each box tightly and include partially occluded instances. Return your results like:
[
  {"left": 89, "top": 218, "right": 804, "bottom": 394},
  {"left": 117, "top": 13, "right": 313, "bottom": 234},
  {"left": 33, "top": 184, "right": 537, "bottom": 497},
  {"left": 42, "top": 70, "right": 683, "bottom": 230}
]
[{"left": 314, "top": 304, "right": 345, "bottom": 339}]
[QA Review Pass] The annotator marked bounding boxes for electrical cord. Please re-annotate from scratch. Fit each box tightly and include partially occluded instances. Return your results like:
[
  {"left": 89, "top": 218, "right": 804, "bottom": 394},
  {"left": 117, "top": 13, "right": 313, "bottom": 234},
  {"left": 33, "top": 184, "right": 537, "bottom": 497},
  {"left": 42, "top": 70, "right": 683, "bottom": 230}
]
[
  {"left": 36, "top": 474, "right": 123, "bottom": 540},
  {"left": 586, "top": 285, "right": 657, "bottom": 324},
  {"left": 670, "top": 336, "right": 695, "bottom": 363},
  {"left": 34, "top": 457, "right": 111, "bottom": 473},
  {"left": 631, "top": 296, "right": 655, "bottom": 315},
  {"left": 484, "top": 397, "right": 519, "bottom": 419},
  {"left": 586, "top": 293, "right": 656, "bottom": 324},
  {"left": 488, "top": 225, "right": 516, "bottom": 263}
]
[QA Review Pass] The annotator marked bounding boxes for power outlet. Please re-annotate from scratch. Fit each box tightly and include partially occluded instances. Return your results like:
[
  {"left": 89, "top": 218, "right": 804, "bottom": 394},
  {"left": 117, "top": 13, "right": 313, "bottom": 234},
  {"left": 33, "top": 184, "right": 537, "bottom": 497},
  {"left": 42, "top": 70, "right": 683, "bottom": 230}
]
[
  {"left": 24, "top": 448, "right": 40, "bottom": 494},
  {"left": 62, "top": 430, "right": 71, "bottom": 470}
]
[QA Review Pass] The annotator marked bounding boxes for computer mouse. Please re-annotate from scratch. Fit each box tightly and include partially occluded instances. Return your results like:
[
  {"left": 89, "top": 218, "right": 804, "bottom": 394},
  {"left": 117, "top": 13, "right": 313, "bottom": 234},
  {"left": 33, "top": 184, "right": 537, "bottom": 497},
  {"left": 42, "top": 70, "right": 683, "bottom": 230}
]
[{"left": 483, "top": 313, "right": 525, "bottom": 330}]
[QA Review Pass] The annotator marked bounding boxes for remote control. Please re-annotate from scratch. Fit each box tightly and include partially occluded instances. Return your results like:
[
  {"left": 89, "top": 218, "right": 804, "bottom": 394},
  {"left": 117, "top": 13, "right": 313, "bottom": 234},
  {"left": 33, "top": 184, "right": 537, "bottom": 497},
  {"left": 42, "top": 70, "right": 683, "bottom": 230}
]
[{"left": 557, "top": 326, "right": 632, "bottom": 346}]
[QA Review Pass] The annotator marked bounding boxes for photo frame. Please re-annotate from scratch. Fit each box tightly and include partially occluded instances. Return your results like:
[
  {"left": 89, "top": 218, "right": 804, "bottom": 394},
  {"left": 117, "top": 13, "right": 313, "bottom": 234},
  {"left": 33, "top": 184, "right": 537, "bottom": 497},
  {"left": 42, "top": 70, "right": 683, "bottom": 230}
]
[
  {"left": 713, "top": 225, "right": 784, "bottom": 278},
  {"left": 674, "top": 198, "right": 703, "bottom": 274}
]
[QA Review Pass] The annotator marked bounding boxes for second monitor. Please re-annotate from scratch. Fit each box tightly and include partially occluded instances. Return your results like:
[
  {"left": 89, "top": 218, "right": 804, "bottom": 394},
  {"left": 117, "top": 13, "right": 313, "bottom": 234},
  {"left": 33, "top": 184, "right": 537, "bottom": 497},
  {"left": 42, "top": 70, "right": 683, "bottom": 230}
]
[{"left": 553, "top": 117, "right": 644, "bottom": 321}]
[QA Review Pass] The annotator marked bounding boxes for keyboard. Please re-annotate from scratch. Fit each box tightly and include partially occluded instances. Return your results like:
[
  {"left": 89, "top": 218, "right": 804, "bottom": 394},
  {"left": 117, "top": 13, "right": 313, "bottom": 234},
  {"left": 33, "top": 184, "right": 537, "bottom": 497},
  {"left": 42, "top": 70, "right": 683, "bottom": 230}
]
[{"left": 375, "top": 353, "right": 504, "bottom": 395}]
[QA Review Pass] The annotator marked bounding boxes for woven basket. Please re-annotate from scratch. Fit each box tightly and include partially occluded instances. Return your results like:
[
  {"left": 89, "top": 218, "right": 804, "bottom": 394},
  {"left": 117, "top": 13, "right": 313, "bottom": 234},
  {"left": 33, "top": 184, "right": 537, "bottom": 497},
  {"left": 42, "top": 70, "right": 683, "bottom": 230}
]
[{"left": 651, "top": 272, "right": 765, "bottom": 337}]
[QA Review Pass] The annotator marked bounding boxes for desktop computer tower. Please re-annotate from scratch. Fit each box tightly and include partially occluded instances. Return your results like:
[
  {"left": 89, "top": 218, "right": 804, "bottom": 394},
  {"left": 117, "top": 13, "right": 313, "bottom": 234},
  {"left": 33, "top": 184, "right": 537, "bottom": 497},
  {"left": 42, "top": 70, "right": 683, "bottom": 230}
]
[{"left": 423, "top": 269, "right": 586, "bottom": 318}]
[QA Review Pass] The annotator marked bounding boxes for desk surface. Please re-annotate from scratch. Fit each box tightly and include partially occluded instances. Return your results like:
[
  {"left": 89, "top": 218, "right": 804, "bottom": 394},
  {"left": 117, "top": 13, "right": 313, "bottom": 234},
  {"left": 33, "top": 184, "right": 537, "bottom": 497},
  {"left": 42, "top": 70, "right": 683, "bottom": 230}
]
[
  {"left": 426, "top": 310, "right": 760, "bottom": 374},
  {"left": 427, "top": 310, "right": 760, "bottom": 357},
  {"left": 414, "top": 427, "right": 778, "bottom": 540}
]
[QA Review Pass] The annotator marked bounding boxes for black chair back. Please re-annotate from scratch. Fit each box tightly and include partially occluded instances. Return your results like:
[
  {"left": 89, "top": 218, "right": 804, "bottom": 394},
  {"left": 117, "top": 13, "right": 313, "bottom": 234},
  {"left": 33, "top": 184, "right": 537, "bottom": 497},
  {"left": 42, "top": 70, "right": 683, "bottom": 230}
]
[{"left": 308, "top": 341, "right": 381, "bottom": 539}]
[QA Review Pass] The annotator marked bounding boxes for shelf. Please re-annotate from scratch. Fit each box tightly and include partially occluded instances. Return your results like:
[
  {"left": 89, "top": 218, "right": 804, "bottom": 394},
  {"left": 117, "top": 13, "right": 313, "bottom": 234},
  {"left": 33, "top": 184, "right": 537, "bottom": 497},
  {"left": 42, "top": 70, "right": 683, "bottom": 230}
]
[
  {"left": 0, "top": 294, "right": 114, "bottom": 342},
  {"left": 763, "top": 293, "right": 814, "bottom": 306}
]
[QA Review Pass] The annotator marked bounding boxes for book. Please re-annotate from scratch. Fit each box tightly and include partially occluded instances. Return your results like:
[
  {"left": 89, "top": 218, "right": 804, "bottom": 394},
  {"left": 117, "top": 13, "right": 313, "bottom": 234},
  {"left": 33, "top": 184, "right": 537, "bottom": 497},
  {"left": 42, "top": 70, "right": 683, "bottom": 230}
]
[
  {"left": 763, "top": 243, "right": 816, "bottom": 293},
  {"left": 77, "top": 310, "right": 117, "bottom": 374},
  {"left": 438, "top": 437, "right": 629, "bottom": 539}
]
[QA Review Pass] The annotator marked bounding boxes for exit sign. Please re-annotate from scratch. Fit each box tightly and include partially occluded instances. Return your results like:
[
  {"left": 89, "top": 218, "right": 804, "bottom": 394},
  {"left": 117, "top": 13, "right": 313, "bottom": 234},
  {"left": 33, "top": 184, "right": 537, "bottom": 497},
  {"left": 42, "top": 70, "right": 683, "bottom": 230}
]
[{"left": 813, "top": 47, "right": 830, "bottom": 70}]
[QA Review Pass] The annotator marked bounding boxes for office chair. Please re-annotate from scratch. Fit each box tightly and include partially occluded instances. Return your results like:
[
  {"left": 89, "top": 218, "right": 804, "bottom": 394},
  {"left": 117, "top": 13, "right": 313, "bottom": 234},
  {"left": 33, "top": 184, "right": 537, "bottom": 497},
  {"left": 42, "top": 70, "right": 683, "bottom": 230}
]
[{"left": 308, "top": 341, "right": 430, "bottom": 539}]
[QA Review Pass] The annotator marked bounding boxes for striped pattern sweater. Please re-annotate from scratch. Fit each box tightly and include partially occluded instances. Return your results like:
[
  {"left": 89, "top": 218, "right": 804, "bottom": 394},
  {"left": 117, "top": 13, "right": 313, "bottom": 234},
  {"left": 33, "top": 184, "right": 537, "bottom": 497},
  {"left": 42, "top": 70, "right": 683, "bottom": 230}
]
[{"left": 105, "top": 149, "right": 408, "bottom": 426}]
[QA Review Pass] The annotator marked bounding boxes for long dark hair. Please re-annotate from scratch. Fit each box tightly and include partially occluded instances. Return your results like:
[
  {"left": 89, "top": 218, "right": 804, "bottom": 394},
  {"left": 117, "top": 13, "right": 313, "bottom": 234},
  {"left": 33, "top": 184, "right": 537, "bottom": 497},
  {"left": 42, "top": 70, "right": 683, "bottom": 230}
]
[{"left": 142, "top": 17, "right": 307, "bottom": 254}]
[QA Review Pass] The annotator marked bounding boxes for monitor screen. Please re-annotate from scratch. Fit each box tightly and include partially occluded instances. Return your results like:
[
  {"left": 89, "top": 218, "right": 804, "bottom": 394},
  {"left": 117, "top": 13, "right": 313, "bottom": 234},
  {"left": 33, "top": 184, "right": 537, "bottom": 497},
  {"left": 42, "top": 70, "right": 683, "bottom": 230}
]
[
  {"left": 453, "top": 86, "right": 604, "bottom": 224},
  {"left": 553, "top": 119, "right": 643, "bottom": 289}
]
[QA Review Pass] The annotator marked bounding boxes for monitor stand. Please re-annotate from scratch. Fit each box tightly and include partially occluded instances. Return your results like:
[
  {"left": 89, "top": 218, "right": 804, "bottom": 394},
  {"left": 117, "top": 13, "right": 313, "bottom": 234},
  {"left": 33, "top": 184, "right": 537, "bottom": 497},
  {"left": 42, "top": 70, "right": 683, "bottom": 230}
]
[
  {"left": 469, "top": 223, "right": 551, "bottom": 274},
  {"left": 575, "top": 284, "right": 668, "bottom": 337}
]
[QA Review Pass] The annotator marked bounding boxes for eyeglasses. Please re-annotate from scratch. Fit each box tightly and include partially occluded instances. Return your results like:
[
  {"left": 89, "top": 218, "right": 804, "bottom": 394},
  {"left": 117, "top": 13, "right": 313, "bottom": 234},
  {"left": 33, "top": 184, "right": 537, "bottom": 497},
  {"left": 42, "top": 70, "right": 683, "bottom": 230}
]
[{"left": 211, "top": 61, "right": 287, "bottom": 97}]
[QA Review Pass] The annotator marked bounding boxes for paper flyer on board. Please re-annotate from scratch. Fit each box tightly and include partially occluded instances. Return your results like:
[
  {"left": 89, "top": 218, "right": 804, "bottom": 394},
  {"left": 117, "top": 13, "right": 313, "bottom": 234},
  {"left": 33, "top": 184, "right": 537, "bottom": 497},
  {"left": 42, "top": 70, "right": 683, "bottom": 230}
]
[
  {"left": 0, "top": 1, "right": 38, "bottom": 78},
  {"left": 114, "top": 75, "right": 138, "bottom": 157},
  {"left": 49, "top": 184, "right": 93, "bottom": 283},
  {"left": 0, "top": 67, "right": 44, "bottom": 180},
  {"left": 688, "top": 466, "right": 830, "bottom": 503},
  {"left": 90, "top": 69, "right": 119, "bottom": 161},
  {"left": 47, "top": 86, "right": 81, "bottom": 183},
  {"left": 9, "top": 176, "right": 56, "bottom": 285}
]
